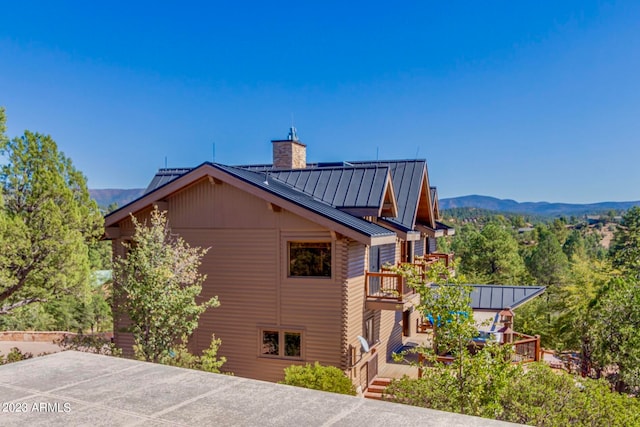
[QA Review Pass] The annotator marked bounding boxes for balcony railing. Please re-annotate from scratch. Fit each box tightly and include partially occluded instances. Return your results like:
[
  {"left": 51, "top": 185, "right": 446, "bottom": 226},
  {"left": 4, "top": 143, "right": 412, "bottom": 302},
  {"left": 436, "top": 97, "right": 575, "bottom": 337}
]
[
  {"left": 422, "top": 252, "right": 454, "bottom": 268},
  {"left": 511, "top": 333, "right": 541, "bottom": 363},
  {"left": 365, "top": 272, "right": 413, "bottom": 301}
]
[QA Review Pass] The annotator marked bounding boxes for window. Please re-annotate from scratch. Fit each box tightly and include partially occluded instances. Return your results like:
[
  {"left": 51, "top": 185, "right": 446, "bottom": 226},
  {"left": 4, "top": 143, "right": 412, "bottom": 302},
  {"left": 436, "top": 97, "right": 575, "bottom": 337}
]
[
  {"left": 364, "top": 316, "right": 374, "bottom": 346},
  {"left": 262, "top": 330, "right": 279, "bottom": 355},
  {"left": 288, "top": 242, "right": 331, "bottom": 277},
  {"left": 284, "top": 332, "right": 301, "bottom": 357},
  {"left": 260, "top": 329, "right": 303, "bottom": 359}
]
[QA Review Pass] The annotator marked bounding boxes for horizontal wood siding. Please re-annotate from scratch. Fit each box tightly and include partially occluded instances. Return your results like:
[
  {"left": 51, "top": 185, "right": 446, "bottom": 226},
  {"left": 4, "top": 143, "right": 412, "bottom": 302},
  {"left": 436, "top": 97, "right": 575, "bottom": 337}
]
[
  {"left": 415, "top": 238, "right": 425, "bottom": 257},
  {"left": 378, "top": 309, "right": 404, "bottom": 361},
  {"left": 177, "top": 228, "right": 279, "bottom": 380},
  {"left": 427, "top": 237, "right": 437, "bottom": 254},
  {"left": 345, "top": 241, "right": 366, "bottom": 386},
  {"left": 379, "top": 243, "right": 396, "bottom": 267},
  {"left": 111, "top": 177, "right": 390, "bottom": 384}
]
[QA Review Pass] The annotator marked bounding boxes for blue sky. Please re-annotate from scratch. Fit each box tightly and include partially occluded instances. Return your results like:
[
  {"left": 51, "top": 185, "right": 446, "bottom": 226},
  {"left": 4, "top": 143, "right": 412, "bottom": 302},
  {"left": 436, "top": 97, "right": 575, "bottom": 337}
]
[{"left": 1, "top": 1, "right": 639, "bottom": 203}]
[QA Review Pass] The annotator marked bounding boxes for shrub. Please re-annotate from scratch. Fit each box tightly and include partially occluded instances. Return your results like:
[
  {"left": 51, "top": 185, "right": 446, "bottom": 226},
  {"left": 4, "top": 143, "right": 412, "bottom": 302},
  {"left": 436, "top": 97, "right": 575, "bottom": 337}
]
[
  {"left": 55, "top": 334, "right": 121, "bottom": 356},
  {"left": 158, "top": 334, "right": 226, "bottom": 374},
  {"left": 281, "top": 362, "right": 356, "bottom": 395},
  {"left": 0, "top": 347, "right": 33, "bottom": 365}
]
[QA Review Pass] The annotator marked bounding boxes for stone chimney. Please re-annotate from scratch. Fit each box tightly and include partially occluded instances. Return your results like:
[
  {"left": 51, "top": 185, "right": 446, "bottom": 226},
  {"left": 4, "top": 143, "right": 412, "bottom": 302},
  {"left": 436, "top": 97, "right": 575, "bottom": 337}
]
[{"left": 272, "top": 127, "right": 306, "bottom": 169}]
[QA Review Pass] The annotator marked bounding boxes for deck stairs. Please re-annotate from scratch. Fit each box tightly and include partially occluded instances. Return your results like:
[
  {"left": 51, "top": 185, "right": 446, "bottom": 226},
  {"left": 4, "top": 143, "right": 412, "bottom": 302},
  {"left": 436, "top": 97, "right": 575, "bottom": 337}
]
[{"left": 363, "top": 377, "right": 392, "bottom": 400}]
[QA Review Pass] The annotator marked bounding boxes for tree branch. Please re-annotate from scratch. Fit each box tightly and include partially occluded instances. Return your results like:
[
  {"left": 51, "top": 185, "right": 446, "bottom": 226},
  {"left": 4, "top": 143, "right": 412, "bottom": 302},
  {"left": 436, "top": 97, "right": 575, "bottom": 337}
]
[{"left": 0, "top": 297, "right": 46, "bottom": 315}]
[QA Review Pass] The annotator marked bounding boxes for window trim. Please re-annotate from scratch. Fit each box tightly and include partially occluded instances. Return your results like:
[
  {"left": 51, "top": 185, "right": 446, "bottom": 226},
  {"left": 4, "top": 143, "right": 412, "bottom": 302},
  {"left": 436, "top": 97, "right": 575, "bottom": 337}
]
[
  {"left": 364, "top": 315, "right": 375, "bottom": 346},
  {"left": 287, "top": 241, "right": 332, "bottom": 278},
  {"left": 281, "top": 232, "right": 335, "bottom": 283},
  {"left": 259, "top": 327, "right": 305, "bottom": 360}
]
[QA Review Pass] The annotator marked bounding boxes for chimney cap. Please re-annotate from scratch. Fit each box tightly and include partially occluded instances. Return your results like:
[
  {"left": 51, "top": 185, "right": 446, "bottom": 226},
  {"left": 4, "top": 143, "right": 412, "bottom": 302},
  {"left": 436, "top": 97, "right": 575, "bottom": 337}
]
[{"left": 288, "top": 126, "right": 299, "bottom": 141}]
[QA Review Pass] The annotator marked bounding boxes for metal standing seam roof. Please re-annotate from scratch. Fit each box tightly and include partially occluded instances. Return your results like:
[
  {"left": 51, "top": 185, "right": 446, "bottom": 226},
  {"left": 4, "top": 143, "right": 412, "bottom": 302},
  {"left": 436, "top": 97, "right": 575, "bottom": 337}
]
[
  {"left": 211, "top": 164, "right": 396, "bottom": 239},
  {"left": 145, "top": 161, "right": 428, "bottom": 229},
  {"left": 469, "top": 285, "right": 546, "bottom": 310},
  {"left": 139, "top": 160, "right": 431, "bottom": 237},
  {"left": 267, "top": 166, "right": 391, "bottom": 210},
  {"left": 349, "top": 160, "right": 427, "bottom": 229},
  {"left": 144, "top": 167, "right": 191, "bottom": 193}
]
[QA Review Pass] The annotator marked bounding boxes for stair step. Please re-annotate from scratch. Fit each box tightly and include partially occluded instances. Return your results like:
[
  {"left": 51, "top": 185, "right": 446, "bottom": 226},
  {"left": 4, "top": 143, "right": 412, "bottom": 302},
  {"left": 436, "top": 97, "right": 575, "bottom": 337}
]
[
  {"left": 364, "top": 391, "right": 383, "bottom": 400},
  {"left": 366, "top": 384, "right": 387, "bottom": 394},
  {"left": 371, "top": 377, "right": 392, "bottom": 386}
]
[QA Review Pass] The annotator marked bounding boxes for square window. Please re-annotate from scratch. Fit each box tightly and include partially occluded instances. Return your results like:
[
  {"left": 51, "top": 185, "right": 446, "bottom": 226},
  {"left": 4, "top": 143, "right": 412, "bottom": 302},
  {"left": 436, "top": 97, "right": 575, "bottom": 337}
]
[
  {"left": 289, "top": 242, "right": 331, "bottom": 277},
  {"left": 284, "top": 332, "right": 301, "bottom": 357},
  {"left": 262, "top": 330, "right": 279, "bottom": 355}
]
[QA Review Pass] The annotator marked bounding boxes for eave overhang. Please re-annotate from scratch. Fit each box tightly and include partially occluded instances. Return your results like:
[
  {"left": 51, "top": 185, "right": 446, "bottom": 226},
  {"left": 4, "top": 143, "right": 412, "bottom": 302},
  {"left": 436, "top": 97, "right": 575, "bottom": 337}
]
[{"left": 377, "top": 219, "right": 421, "bottom": 241}]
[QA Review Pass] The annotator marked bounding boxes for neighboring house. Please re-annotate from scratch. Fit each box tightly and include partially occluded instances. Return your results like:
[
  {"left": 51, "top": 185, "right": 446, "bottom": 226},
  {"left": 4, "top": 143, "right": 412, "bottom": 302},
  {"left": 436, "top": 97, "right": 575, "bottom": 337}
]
[
  {"left": 104, "top": 129, "right": 454, "bottom": 391},
  {"left": 470, "top": 284, "right": 545, "bottom": 362},
  {"left": 469, "top": 284, "right": 546, "bottom": 333}
]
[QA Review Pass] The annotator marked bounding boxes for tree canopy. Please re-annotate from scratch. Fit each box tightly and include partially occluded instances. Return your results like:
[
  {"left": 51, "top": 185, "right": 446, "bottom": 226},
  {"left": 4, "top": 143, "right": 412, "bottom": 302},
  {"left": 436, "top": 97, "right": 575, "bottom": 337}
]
[
  {"left": 113, "top": 207, "right": 219, "bottom": 363},
  {"left": 453, "top": 222, "right": 526, "bottom": 284},
  {"left": 609, "top": 206, "right": 640, "bottom": 276},
  {"left": 0, "top": 107, "right": 103, "bottom": 316}
]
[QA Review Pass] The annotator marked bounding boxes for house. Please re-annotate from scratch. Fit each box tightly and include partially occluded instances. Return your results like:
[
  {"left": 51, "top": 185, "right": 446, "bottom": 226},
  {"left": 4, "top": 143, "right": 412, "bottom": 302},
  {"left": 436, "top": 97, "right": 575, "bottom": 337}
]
[
  {"left": 104, "top": 128, "right": 454, "bottom": 391},
  {"left": 469, "top": 284, "right": 545, "bottom": 334},
  {"left": 468, "top": 284, "right": 545, "bottom": 362}
]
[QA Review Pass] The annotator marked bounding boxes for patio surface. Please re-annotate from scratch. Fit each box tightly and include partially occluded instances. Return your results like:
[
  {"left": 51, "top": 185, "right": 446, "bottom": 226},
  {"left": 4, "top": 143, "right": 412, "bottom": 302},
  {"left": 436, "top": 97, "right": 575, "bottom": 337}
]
[{"left": 0, "top": 351, "right": 523, "bottom": 426}]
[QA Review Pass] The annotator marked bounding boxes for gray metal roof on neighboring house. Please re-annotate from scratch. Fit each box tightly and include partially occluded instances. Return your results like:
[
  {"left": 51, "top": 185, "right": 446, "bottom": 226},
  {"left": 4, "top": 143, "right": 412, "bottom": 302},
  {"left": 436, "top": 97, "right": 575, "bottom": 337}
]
[
  {"left": 470, "top": 285, "right": 546, "bottom": 310},
  {"left": 268, "top": 166, "right": 391, "bottom": 211},
  {"left": 213, "top": 163, "right": 396, "bottom": 240}
]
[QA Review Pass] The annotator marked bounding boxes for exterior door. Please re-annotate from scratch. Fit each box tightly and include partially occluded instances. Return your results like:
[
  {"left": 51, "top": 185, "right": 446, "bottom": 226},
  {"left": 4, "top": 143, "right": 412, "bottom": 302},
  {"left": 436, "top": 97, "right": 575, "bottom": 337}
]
[{"left": 403, "top": 310, "right": 410, "bottom": 337}]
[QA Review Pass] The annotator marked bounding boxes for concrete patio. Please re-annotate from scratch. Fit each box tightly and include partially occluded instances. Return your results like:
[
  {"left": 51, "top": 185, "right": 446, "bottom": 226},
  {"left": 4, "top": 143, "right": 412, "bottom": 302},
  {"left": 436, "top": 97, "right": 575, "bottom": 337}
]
[{"left": 0, "top": 351, "right": 522, "bottom": 426}]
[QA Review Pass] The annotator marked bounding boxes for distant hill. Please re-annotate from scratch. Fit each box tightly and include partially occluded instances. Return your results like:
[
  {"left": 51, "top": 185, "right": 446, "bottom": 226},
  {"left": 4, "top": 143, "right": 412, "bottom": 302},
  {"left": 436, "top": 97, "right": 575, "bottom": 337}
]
[
  {"left": 90, "top": 189, "right": 640, "bottom": 218},
  {"left": 440, "top": 195, "right": 640, "bottom": 217},
  {"left": 90, "top": 189, "right": 144, "bottom": 209}
]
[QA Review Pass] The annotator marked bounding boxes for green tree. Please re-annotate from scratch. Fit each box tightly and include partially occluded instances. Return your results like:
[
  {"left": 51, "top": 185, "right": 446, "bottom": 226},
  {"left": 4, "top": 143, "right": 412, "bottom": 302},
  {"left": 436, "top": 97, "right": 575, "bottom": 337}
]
[
  {"left": 562, "top": 229, "right": 586, "bottom": 260},
  {"left": 386, "top": 345, "right": 518, "bottom": 419},
  {"left": 113, "top": 207, "right": 220, "bottom": 363},
  {"left": 281, "top": 362, "right": 356, "bottom": 395},
  {"left": 456, "top": 222, "right": 526, "bottom": 284},
  {"left": 609, "top": 206, "right": 640, "bottom": 276},
  {"left": 587, "top": 276, "right": 640, "bottom": 392},
  {"left": 385, "top": 360, "right": 640, "bottom": 425},
  {"left": 526, "top": 226, "right": 569, "bottom": 288},
  {"left": 0, "top": 108, "right": 103, "bottom": 316}
]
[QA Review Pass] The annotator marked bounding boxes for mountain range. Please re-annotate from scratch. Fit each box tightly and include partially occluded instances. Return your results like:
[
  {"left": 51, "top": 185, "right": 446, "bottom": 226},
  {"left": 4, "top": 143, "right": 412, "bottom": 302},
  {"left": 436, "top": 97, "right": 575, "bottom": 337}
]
[
  {"left": 90, "top": 189, "right": 640, "bottom": 218},
  {"left": 439, "top": 195, "right": 640, "bottom": 217}
]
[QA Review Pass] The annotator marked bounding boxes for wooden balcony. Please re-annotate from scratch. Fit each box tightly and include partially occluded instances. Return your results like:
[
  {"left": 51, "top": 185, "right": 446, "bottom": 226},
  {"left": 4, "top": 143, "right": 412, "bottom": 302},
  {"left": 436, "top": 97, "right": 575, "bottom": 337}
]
[
  {"left": 365, "top": 271, "right": 419, "bottom": 311},
  {"left": 414, "top": 252, "right": 455, "bottom": 274}
]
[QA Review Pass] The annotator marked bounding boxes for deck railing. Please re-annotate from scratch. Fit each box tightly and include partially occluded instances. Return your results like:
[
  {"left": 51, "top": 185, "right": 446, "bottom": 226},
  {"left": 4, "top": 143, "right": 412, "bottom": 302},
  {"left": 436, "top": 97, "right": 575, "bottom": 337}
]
[
  {"left": 511, "top": 334, "right": 541, "bottom": 363},
  {"left": 412, "top": 253, "right": 455, "bottom": 276},
  {"left": 365, "top": 272, "right": 412, "bottom": 301}
]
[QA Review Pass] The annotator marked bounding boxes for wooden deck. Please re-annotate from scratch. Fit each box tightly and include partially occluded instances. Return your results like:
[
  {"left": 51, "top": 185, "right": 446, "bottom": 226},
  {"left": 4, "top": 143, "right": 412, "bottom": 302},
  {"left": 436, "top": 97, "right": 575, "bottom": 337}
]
[{"left": 378, "top": 331, "right": 433, "bottom": 379}]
